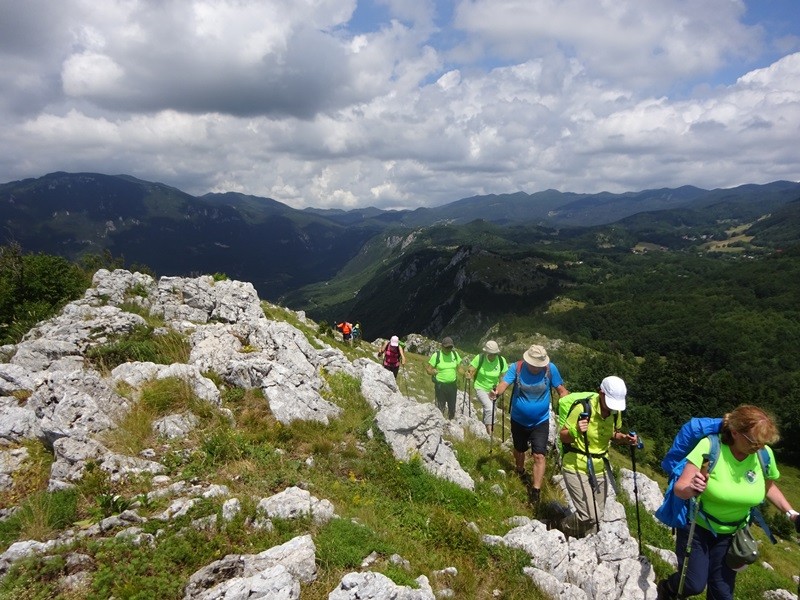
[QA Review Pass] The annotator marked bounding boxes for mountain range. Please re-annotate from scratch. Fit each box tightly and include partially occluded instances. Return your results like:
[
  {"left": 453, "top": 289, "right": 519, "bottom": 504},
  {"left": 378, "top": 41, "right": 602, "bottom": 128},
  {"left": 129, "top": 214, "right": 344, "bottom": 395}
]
[{"left": 2, "top": 172, "right": 799, "bottom": 339}]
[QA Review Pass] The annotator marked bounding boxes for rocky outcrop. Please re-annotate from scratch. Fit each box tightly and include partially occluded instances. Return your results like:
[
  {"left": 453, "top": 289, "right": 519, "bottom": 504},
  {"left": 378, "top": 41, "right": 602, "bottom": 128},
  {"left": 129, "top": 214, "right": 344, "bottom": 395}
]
[
  {"left": 0, "top": 270, "right": 483, "bottom": 581},
  {"left": 0, "top": 269, "right": 473, "bottom": 492}
]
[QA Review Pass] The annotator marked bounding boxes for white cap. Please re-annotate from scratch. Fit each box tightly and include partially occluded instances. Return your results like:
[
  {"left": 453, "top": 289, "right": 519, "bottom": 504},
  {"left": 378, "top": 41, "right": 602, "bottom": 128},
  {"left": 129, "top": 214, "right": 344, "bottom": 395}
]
[{"left": 600, "top": 376, "right": 627, "bottom": 411}]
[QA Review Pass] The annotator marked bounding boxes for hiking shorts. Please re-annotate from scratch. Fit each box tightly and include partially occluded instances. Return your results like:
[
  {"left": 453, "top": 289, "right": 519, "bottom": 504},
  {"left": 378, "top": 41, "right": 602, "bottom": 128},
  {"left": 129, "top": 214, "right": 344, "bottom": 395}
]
[{"left": 511, "top": 419, "right": 549, "bottom": 455}]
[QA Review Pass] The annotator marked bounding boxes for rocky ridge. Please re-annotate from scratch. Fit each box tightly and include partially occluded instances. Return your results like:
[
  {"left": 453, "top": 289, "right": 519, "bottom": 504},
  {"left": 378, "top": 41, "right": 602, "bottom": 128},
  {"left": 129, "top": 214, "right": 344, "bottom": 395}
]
[{"left": 0, "top": 268, "right": 733, "bottom": 599}]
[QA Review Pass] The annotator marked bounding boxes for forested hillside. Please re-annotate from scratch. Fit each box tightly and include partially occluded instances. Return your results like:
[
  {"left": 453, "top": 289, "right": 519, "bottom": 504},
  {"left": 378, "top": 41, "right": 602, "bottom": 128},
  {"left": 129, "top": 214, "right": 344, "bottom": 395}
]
[
  {"left": 532, "top": 247, "right": 800, "bottom": 461},
  {"left": 288, "top": 203, "right": 800, "bottom": 465}
]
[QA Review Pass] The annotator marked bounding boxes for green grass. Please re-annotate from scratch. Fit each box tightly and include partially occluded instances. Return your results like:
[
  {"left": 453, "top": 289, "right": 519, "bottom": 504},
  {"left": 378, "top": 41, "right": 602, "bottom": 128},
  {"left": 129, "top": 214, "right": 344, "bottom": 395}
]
[
  {"left": 86, "top": 324, "right": 190, "bottom": 372},
  {"left": 3, "top": 319, "right": 800, "bottom": 599}
]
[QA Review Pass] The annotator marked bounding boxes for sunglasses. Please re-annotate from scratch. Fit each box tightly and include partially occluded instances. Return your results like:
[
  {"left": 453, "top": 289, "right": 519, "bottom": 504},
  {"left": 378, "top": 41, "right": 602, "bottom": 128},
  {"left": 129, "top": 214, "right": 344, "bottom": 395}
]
[{"left": 739, "top": 430, "right": 761, "bottom": 447}]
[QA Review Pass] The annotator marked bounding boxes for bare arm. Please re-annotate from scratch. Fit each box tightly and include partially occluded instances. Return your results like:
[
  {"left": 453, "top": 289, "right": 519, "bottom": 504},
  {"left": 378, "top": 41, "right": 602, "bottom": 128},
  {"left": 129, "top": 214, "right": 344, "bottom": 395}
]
[
  {"left": 674, "top": 461, "right": 708, "bottom": 500},
  {"left": 766, "top": 480, "right": 798, "bottom": 517},
  {"left": 559, "top": 426, "right": 572, "bottom": 444},
  {"left": 554, "top": 384, "right": 569, "bottom": 397},
  {"left": 491, "top": 380, "right": 510, "bottom": 398}
]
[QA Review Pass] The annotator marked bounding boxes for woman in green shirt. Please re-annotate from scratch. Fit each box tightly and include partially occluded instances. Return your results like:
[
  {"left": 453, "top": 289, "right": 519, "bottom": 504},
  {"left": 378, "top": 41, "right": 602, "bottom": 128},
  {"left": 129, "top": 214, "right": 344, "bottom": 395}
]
[
  {"left": 466, "top": 340, "right": 508, "bottom": 434},
  {"left": 657, "top": 405, "right": 799, "bottom": 600}
]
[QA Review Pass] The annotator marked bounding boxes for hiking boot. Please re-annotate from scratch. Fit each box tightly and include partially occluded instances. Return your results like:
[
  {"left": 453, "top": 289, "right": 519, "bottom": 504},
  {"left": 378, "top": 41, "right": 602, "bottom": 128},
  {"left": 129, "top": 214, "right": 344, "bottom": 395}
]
[
  {"left": 516, "top": 469, "right": 531, "bottom": 487},
  {"left": 656, "top": 579, "right": 675, "bottom": 600},
  {"left": 539, "top": 500, "right": 571, "bottom": 530},
  {"left": 527, "top": 486, "right": 541, "bottom": 505}
]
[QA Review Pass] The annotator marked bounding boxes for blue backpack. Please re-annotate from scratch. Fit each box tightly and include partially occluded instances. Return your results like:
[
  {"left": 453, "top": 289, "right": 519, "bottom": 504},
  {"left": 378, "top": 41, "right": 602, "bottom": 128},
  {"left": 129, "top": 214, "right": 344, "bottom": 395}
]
[{"left": 655, "top": 417, "right": 776, "bottom": 542}]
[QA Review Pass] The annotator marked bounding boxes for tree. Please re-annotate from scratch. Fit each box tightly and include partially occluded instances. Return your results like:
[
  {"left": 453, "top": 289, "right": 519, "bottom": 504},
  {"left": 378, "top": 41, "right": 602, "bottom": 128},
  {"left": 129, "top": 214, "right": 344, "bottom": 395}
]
[{"left": 0, "top": 244, "right": 90, "bottom": 344}]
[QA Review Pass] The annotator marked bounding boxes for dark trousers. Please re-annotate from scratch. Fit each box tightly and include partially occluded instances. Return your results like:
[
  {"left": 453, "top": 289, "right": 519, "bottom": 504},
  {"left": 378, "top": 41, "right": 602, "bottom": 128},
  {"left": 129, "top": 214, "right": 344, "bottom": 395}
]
[
  {"left": 434, "top": 381, "right": 457, "bottom": 419},
  {"left": 664, "top": 524, "right": 736, "bottom": 599}
]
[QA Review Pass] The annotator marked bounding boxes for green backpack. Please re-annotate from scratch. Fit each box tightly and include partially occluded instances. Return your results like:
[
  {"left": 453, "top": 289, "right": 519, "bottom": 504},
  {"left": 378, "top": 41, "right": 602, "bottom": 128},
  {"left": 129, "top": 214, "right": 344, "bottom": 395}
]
[
  {"left": 556, "top": 392, "right": 620, "bottom": 460},
  {"left": 556, "top": 392, "right": 593, "bottom": 458}
]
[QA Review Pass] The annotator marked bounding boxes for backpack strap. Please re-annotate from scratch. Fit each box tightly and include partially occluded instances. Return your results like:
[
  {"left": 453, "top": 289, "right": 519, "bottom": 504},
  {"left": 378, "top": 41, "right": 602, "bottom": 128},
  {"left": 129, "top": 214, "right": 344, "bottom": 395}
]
[
  {"left": 434, "top": 349, "right": 460, "bottom": 368},
  {"left": 509, "top": 360, "right": 524, "bottom": 409},
  {"left": 707, "top": 433, "right": 722, "bottom": 475},
  {"left": 562, "top": 397, "right": 594, "bottom": 456},
  {"left": 752, "top": 448, "right": 777, "bottom": 544},
  {"left": 477, "top": 354, "right": 506, "bottom": 376}
]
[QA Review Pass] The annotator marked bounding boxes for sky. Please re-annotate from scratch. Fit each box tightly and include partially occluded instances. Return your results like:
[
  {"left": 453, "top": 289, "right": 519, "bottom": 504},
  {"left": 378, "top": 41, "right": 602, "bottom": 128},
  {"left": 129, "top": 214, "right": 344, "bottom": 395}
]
[{"left": 1, "top": 0, "right": 799, "bottom": 210}]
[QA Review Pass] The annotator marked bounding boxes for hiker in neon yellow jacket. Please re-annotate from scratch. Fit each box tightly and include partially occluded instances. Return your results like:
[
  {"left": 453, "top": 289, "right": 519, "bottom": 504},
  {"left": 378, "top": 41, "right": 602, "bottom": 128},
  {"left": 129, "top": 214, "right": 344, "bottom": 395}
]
[
  {"left": 425, "top": 336, "right": 462, "bottom": 420},
  {"left": 558, "top": 376, "right": 637, "bottom": 537}
]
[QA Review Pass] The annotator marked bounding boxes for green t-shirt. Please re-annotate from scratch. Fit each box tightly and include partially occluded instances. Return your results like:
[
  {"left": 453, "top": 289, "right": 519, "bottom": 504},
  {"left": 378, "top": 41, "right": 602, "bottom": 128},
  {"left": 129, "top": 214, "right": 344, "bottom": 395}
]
[
  {"left": 560, "top": 393, "right": 620, "bottom": 475},
  {"left": 688, "top": 437, "right": 779, "bottom": 534},
  {"left": 469, "top": 354, "right": 508, "bottom": 391},
  {"left": 428, "top": 350, "right": 461, "bottom": 383}
]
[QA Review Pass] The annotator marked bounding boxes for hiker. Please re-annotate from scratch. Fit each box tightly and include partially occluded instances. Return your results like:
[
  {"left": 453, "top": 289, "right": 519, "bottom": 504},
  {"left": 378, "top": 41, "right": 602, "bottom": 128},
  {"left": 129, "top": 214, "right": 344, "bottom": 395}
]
[
  {"left": 657, "top": 405, "right": 798, "bottom": 600},
  {"left": 489, "top": 344, "right": 569, "bottom": 503},
  {"left": 425, "top": 337, "right": 462, "bottom": 420},
  {"left": 352, "top": 322, "right": 362, "bottom": 341},
  {"left": 335, "top": 321, "right": 353, "bottom": 344},
  {"left": 557, "top": 376, "right": 637, "bottom": 537},
  {"left": 466, "top": 340, "right": 508, "bottom": 435},
  {"left": 378, "top": 335, "right": 406, "bottom": 379}
]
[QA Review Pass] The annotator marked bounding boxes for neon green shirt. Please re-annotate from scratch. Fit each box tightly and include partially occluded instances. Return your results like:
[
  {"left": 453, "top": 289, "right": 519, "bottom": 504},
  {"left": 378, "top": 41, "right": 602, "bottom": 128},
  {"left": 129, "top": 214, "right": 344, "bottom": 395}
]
[
  {"left": 560, "top": 393, "right": 620, "bottom": 475},
  {"left": 469, "top": 354, "right": 508, "bottom": 391},
  {"left": 688, "top": 437, "right": 779, "bottom": 534},
  {"left": 428, "top": 350, "right": 460, "bottom": 383}
]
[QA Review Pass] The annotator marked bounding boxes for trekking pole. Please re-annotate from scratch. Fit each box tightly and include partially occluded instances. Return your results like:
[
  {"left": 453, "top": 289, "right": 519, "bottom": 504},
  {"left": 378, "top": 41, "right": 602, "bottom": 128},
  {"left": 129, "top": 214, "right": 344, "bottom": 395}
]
[
  {"left": 580, "top": 413, "right": 601, "bottom": 532},
  {"left": 490, "top": 397, "right": 496, "bottom": 454},
  {"left": 678, "top": 454, "right": 711, "bottom": 599},
  {"left": 628, "top": 430, "right": 645, "bottom": 556},
  {"left": 501, "top": 391, "right": 506, "bottom": 443}
]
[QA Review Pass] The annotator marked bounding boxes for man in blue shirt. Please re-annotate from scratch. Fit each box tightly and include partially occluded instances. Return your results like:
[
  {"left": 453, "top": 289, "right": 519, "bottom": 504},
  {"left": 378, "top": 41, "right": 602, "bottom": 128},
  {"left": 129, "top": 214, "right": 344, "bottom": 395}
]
[{"left": 491, "top": 344, "right": 569, "bottom": 503}]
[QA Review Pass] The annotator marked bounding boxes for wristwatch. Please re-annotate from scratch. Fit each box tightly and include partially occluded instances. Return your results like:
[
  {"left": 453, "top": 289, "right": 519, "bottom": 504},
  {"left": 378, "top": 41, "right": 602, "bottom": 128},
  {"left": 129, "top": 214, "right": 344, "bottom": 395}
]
[{"left": 785, "top": 510, "right": 799, "bottom": 519}]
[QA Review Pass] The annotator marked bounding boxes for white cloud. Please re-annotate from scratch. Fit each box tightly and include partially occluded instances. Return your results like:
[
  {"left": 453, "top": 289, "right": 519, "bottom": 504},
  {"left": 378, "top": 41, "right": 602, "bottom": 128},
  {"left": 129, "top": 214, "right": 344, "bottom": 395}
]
[
  {"left": 62, "top": 52, "right": 125, "bottom": 96},
  {"left": 453, "top": 0, "right": 761, "bottom": 90},
  {"left": 0, "top": 0, "right": 798, "bottom": 209}
]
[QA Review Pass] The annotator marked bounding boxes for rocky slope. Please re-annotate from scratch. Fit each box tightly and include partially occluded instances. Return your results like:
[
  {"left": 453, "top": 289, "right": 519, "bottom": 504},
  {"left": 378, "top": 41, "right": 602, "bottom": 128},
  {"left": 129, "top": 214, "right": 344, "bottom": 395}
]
[{"left": 0, "top": 269, "right": 735, "bottom": 599}]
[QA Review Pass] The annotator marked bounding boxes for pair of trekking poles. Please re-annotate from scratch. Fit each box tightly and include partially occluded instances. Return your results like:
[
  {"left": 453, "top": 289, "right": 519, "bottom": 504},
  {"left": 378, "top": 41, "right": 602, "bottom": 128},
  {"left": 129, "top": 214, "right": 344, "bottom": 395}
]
[
  {"left": 462, "top": 377, "right": 507, "bottom": 455},
  {"left": 578, "top": 415, "right": 646, "bottom": 548}
]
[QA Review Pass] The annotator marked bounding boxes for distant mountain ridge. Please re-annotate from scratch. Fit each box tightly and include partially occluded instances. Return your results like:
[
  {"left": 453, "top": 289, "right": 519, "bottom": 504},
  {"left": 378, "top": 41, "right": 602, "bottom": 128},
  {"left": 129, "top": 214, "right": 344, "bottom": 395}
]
[{"left": 1, "top": 172, "right": 799, "bottom": 310}]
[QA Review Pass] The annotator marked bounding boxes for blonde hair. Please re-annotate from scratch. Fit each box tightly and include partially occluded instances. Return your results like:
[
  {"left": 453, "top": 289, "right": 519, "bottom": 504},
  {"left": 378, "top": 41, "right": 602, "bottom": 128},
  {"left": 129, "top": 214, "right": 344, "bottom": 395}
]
[{"left": 721, "top": 404, "right": 780, "bottom": 446}]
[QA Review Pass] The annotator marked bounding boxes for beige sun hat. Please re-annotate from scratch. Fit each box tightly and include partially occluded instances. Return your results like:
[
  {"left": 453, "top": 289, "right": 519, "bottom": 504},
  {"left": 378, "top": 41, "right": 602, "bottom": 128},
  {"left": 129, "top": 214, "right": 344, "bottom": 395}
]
[
  {"left": 482, "top": 340, "right": 500, "bottom": 354},
  {"left": 523, "top": 344, "right": 549, "bottom": 367}
]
